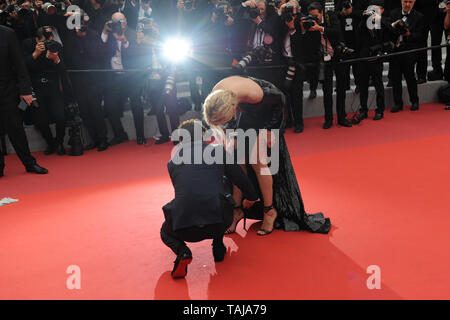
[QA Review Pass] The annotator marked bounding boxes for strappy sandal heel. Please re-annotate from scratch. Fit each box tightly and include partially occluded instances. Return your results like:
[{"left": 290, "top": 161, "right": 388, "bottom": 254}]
[
  {"left": 257, "top": 204, "right": 277, "bottom": 236},
  {"left": 225, "top": 206, "right": 246, "bottom": 235}
]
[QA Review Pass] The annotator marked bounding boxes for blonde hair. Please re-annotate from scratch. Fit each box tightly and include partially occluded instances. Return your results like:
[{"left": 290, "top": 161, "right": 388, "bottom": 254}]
[{"left": 203, "top": 89, "right": 238, "bottom": 127}]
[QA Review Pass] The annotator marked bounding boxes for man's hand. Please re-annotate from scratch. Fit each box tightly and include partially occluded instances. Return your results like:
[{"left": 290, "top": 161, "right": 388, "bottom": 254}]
[
  {"left": 225, "top": 15, "right": 234, "bottom": 26},
  {"left": 20, "top": 95, "right": 33, "bottom": 107},
  {"left": 309, "top": 20, "right": 324, "bottom": 32},
  {"left": 46, "top": 50, "right": 60, "bottom": 63},
  {"left": 404, "top": 29, "right": 411, "bottom": 37},
  {"left": 286, "top": 18, "right": 295, "bottom": 30},
  {"left": 243, "top": 0, "right": 257, "bottom": 8},
  {"left": 243, "top": 198, "right": 260, "bottom": 209},
  {"left": 32, "top": 41, "right": 45, "bottom": 59},
  {"left": 252, "top": 15, "right": 262, "bottom": 24}
]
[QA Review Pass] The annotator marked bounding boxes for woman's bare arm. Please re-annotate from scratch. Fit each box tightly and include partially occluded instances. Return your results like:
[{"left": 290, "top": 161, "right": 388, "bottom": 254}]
[{"left": 213, "top": 76, "right": 264, "bottom": 104}]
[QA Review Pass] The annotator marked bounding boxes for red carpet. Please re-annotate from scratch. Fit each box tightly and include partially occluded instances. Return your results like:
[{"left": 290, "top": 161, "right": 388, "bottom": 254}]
[{"left": 1, "top": 103, "right": 449, "bottom": 299}]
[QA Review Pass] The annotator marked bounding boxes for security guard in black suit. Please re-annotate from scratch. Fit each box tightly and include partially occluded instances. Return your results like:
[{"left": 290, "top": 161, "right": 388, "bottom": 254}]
[
  {"left": 389, "top": 0, "right": 424, "bottom": 112},
  {"left": 0, "top": 25, "right": 48, "bottom": 178}
]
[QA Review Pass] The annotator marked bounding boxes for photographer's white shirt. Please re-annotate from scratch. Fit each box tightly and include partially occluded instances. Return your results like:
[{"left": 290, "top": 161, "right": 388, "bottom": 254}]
[{"left": 101, "top": 32, "right": 129, "bottom": 70}]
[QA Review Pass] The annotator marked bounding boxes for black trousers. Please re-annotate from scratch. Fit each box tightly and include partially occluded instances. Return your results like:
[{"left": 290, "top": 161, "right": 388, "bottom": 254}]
[
  {"left": 391, "top": 53, "right": 419, "bottom": 107},
  {"left": 430, "top": 12, "right": 448, "bottom": 73},
  {"left": 71, "top": 74, "right": 107, "bottom": 144},
  {"left": 31, "top": 79, "right": 66, "bottom": 145},
  {"left": 291, "top": 63, "right": 319, "bottom": 126},
  {"left": 359, "top": 61, "right": 385, "bottom": 114},
  {"left": 103, "top": 73, "right": 143, "bottom": 140},
  {"left": 160, "top": 218, "right": 230, "bottom": 256},
  {"left": 144, "top": 78, "right": 180, "bottom": 139},
  {"left": 323, "top": 61, "right": 348, "bottom": 122},
  {"left": 0, "top": 95, "right": 36, "bottom": 170}
]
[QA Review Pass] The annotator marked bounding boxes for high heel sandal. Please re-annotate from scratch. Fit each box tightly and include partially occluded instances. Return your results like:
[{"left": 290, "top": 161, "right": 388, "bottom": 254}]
[
  {"left": 257, "top": 204, "right": 277, "bottom": 236},
  {"left": 225, "top": 206, "right": 246, "bottom": 235}
]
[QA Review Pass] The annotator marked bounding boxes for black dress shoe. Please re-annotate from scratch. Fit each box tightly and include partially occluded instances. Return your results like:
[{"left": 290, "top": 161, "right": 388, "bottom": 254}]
[
  {"left": 137, "top": 136, "right": 147, "bottom": 145},
  {"left": 108, "top": 135, "right": 128, "bottom": 146},
  {"left": 323, "top": 120, "right": 333, "bottom": 129},
  {"left": 25, "top": 164, "right": 48, "bottom": 174},
  {"left": 84, "top": 143, "right": 97, "bottom": 151},
  {"left": 355, "top": 111, "right": 368, "bottom": 123},
  {"left": 390, "top": 105, "right": 403, "bottom": 113},
  {"left": 416, "top": 78, "right": 427, "bottom": 84},
  {"left": 386, "top": 80, "right": 393, "bottom": 87},
  {"left": 0, "top": 168, "right": 4, "bottom": 178},
  {"left": 56, "top": 144, "right": 66, "bottom": 156},
  {"left": 337, "top": 119, "right": 352, "bottom": 127},
  {"left": 354, "top": 86, "right": 360, "bottom": 94},
  {"left": 212, "top": 241, "right": 227, "bottom": 262},
  {"left": 294, "top": 123, "right": 304, "bottom": 133},
  {"left": 155, "top": 136, "right": 170, "bottom": 145},
  {"left": 44, "top": 144, "right": 56, "bottom": 155},
  {"left": 373, "top": 112, "right": 384, "bottom": 120},
  {"left": 308, "top": 90, "right": 317, "bottom": 99},
  {"left": 410, "top": 103, "right": 419, "bottom": 111},
  {"left": 171, "top": 247, "right": 193, "bottom": 279},
  {"left": 97, "top": 141, "right": 108, "bottom": 152}
]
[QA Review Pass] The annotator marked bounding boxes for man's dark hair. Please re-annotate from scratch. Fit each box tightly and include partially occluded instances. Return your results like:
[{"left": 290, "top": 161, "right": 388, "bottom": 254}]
[
  {"left": 307, "top": 2, "right": 323, "bottom": 13},
  {"left": 178, "top": 119, "right": 206, "bottom": 142},
  {"left": 36, "top": 26, "right": 53, "bottom": 40}
]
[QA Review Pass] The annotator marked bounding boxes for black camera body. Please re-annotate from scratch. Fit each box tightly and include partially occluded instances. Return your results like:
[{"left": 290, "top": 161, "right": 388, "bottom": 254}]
[
  {"left": 395, "top": 19, "right": 409, "bottom": 35},
  {"left": 234, "top": 45, "right": 274, "bottom": 71},
  {"left": 302, "top": 14, "right": 319, "bottom": 32},
  {"left": 246, "top": 6, "right": 260, "bottom": 19},
  {"left": 334, "top": 42, "right": 355, "bottom": 60},
  {"left": 342, "top": 0, "right": 352, "bottom": 9},
  {"left": 281, "top": 6, "right": 296, "bottom": 23},
  {"left": 213, "top": 2, "right": 231, "bottom": 24},
  {"left": 44, "top": 39, "right": 60, "bottom": 53},
  {"left": 107, "top": 20, "right": 123, "bottom": 35},
  {"left": 369, "top": 41, "right": 395, "bottom": 56}
]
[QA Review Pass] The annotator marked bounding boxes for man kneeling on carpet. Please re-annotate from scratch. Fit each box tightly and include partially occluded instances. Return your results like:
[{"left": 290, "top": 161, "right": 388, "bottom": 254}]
[{"left": 161, "top": 119, "right": 259, "bottom": 279}]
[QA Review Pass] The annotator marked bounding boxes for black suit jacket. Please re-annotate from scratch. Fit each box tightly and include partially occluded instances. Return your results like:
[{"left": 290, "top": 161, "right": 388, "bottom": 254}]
[
  {"left": 390, "top": 8, "right": 424, "bottom": 50},
  {"left": 164, "top": 141, "right": 258, "bottom": 231},
  {"left": 335, "top": 0, "right": 370, "bottom": 49},
  {"left": 0, "top": 26, "right": 32, "bottom": 101}
]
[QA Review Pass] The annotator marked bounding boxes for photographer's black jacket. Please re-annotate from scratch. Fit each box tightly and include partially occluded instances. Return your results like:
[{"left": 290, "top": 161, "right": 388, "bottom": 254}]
[
  {"left": 335, "top": 0, "right": 370, "bottom": 50},
  {"left": 389, "top": 8, "right": 424, "bottom": 51},
  {"left": 356, "top": 16, "right": 394, "bottom": 58},
  {"left": 0, "top": 25, "right": 32, "bottom": 99},
  {"left": 164, "top": 141, "right": 258, "bottom": 231},
  {"left": 22, "top": 37, "right": 65, "bottom": 81},
  {"left": 291, "top": 10, "right": 342, "bottom": 64},
  {"left": 63, "top": 29, "right": 105, "bottom": 70}
]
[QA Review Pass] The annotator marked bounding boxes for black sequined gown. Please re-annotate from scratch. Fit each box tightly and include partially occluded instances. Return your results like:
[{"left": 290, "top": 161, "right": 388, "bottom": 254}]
[{"left": 234, "top": 77, "right": 331, "bottom": 233}]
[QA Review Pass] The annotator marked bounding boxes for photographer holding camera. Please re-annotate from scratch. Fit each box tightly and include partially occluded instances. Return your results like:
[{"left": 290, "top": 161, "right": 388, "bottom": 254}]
[
  {"left": 335, "top": 0, "right": 369, "bottom": 93},
  {"left": 0, "top": 24, "right": 48, "bottom": 177},
  {"left": 290, "top": 2, "right": 352, "bottom": 131},
  {"left": 235, "top": 0, "right": 283, "bottom": 86},
  {"left": 23, "top": 25, "right": 67, "bottom": 155},
  {"left": 429, "top": 0, "right": 450, "bottom": 81},
  {"left": 120, "top": 0, "right": 152, "bottom": 31},
  {"left": 1, "top": 0, "right": 35, "bottom": 42},
  {"left": 100, "top": 12, "right": 146, "bottom": 146},
  {"left": 64, "top": 11, "right": 108, "bottom": 151},
  {"left": 353, "top": 0, "right": 392, "bottom": 122},
  {"left": 389, "top": 0, "right": 424, "bottom": 113}
]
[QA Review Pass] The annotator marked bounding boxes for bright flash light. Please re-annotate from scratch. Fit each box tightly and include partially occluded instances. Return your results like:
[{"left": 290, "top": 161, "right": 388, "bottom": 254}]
[{"left": 163, "top": 37, "right": 192, "bottom": 63}]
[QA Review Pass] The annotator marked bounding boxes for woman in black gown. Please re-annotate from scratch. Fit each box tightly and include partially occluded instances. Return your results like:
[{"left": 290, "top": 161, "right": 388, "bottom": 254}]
[{"left": 203, "top": 76, "right": 330, "bottom": 235}]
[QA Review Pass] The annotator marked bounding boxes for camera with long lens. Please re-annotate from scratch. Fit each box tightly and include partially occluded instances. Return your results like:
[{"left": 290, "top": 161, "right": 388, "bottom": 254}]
[
  {"left": 301, "top": 14, "right": 319, "bottom": 32},
  {"left": 281, "top": 5, "right": 297, "bottom": 23},
  {"left": 107, "top": 19, "right": 123, "bottom": 35},
  {"left": 283, "top": 57, "right": 296, "bottom": 89},
  {"left": 342, "top": 0, "right": 351, "bottom": 9},
  {"left": 246, "top": 6, "right": 260, "bottom": 19},
  {"left": 369, "top": 41, "right": 395, "bottom": 56},
  {"left": 3, "top": 3, "right": 29, "bottom": 18},
  {"left": 65, "top": 102, "right": 83, "bottom": 156},
  {"left": 234, "top": 45, "right": 274, "bottom": 71}
]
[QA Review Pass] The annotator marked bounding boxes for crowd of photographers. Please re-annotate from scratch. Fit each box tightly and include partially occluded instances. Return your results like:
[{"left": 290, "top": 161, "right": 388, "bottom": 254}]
[{"left": 1, "top": 0, "right": 450, "bottom": 163}]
